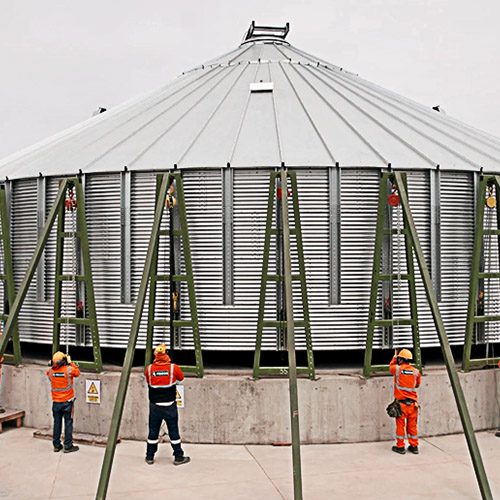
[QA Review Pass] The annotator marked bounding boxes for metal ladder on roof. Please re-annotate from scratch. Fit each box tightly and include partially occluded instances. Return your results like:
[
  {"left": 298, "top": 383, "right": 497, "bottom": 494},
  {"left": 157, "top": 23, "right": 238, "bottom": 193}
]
[
  {"left": 463, "top": 174, "right": 500, "bottom": 371},
  {"left": 145, "top": 172, "right": 203, "bottom": 377},
  {"left": 0, "top": 183, "right": 21, "bottom": 366},
  {"left": 363, "top": 171, "right": 422, "bottom": 377},
  {"left": 253, "top": 168, "right": 315, "bottom": 380},
  {"left": 52, "top": 178, "right": 102, "bottom": 372}
]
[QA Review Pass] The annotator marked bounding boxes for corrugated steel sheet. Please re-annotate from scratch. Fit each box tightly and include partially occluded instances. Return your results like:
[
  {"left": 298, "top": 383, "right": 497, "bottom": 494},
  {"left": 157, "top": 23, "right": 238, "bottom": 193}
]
[{"left": 1, "top": 38, "right": 500, "bottom": 179}]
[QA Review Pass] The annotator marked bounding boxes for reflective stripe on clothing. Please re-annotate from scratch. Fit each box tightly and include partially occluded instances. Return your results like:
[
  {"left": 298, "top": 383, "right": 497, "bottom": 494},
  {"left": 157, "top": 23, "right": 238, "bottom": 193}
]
[
  {"left": 156, "top": 401, "right": 175, "bottom": 406},
  {"left": 394, "top": 365, "right": 419, "bottom": 400},
  {"left": 52, "top": 365, "right": 73, "bottom": 392},
  {"left": 148, "top": 363, "right": 176, "bottom": 388},
  {"left": 170, "top": 438, "right": 181, "bottom": 445},
  {"left": 147, "top": 438, "right": 159, "bottom": 444}
]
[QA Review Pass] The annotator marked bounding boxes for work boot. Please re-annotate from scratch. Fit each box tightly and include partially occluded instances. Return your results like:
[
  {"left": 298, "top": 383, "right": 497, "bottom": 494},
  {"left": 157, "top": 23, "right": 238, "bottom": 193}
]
[
  {"left": 63, "top": 445, "right": 79, "bottom": 454},
  {"left": 53, "top": 444, "right": 63, "bottom": 453},
  {"left": 145, "top": 457, "right": 154, "bottom": 465},
  {"left": 408, "top": 445, "right": 419, "bottom": 454},
  {"left": 495, "top": 431, "right": 500, "bottom": 438},
  {"left": 391, "top": 446, "right": 406, "bottom": 455},
  {"left": 0, "top": 407, "right": 5, "bottom": 414},
  {"left": 174, "top": 455, "right": 191, "bottom": 466}
]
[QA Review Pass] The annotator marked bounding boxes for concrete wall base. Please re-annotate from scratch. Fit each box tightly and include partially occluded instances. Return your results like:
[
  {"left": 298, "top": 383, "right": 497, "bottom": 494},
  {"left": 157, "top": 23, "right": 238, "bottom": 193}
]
[{"left": 1, "top": 363, "right": 499, "bottom": 444}]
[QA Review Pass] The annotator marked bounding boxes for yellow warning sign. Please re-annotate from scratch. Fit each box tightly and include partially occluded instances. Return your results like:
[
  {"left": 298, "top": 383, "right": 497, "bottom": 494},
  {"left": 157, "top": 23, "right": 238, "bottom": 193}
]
[
  {"left": 176, "top": 385, "right": 184, "bottom": 408},
  {"left": 85, "top": 379, "right": 101, "bottom": 404},
  {"left": 88, "top": 382, "right": 98, "bottom": 394}
]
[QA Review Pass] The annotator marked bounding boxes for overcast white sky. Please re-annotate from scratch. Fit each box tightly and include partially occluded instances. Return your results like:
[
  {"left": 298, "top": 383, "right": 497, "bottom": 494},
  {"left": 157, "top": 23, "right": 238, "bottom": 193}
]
[{"left": 1, "top": 0, "right": 499, "bottom": 159}]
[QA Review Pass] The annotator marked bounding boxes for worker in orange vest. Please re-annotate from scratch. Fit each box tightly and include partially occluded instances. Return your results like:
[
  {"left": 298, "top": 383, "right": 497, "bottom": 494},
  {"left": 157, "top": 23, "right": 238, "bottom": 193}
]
[
  {"left": 389, "top": 348, "right": 421, "bottom": 454},
  {"left": 46, "top": 351, "right": 80, "bottom": 453},
  {"left": 144, "top": 344, "right": 190, "bottom": 466}
]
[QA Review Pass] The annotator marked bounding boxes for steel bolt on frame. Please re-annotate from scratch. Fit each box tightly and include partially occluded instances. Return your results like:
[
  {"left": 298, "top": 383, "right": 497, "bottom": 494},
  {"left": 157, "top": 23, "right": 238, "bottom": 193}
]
[
  {"left": 463, "top": 174, "right": 500, "bottom": 371},
  {"left": 253, "top": 169, "right": 315, "bottom": 380},
  {"left": 0, "top": 177, "right": 102, "bottom": 372},
  {"left": 364, "top": 172, "right": 422, "bottom": 376}
]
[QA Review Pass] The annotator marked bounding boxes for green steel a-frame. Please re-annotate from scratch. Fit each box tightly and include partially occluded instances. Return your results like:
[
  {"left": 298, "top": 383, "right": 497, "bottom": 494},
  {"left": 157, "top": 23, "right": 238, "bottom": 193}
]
[
  {"left": 0, "top": 177, "right": 102, "bottom": 372},
  {"left": 52, "top": 178, "right": 102, "bottom": 372},
  {"left": 364, "top": 172, "right": 422, "bottom": 376},
  {"left": 253, "top": 169, "right": 315, "bottom": 380},
  {"left": 97, "top": 172, "right": 202, "bottom": 499},
  {"left": 463, "top": 174, "right": 500, "bottom": 371},
  {"left": 364, "top": 170, "right": 492, "bottom": 500},
  {"left": 145, "top": 172, "right": 203, "bottom": 377},
  {"left": 0, "top": 184, "right": 21, "bottom": 365}
]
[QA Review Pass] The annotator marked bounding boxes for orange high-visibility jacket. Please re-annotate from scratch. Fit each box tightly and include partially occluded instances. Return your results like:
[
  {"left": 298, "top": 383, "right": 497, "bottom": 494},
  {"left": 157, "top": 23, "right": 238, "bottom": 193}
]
[
  {"left": 389, "top": 356, "right": 421, "bottom": 401},
  {"left": 145, "top": 356, "right": 184, "bottom": 404},
  {"left": 46, "top": 363, "right": 81, "bottom": 402}
]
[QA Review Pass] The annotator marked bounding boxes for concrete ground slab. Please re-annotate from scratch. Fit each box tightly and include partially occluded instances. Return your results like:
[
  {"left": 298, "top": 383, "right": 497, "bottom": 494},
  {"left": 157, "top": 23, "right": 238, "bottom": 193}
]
[{"left": 0, "top": 427, "right": 499, "bottom": 499}]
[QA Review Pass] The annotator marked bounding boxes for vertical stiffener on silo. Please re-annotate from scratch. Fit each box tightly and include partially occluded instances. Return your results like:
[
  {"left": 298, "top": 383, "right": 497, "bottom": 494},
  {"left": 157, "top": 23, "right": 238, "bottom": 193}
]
[
  {"left": 0, "top": 183, "right": 21, "bottom": 365},
  {"left": 145, "top": 172, "right": 203, "bottom": 377},
  {"left": 463, "top": 174, "right": 500, "bottom": 371},
  {"left": 253, "top": 169, "right": 315, "bottom": 380}
]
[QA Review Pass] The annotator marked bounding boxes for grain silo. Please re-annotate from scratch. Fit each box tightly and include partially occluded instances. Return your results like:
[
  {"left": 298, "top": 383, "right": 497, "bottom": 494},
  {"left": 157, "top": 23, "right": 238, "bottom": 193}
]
[{"left": 0, "top": 20, "right": 499, "bottom": 374}]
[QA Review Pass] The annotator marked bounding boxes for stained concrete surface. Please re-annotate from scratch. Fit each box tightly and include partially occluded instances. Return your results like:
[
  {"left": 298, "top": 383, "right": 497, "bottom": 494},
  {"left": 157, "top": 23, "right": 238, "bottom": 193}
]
[{"left": 0, "top": 427, "right": 499, "bottom": 499}]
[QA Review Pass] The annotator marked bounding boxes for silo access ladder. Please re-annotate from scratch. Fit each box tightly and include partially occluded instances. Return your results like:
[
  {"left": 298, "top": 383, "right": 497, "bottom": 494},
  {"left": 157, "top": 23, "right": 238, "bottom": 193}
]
[
  {"left": 463, "top": 174, "right": 500, "bottom": 371},
  {"left": 253, "top": 169, "right": 315, "bottom": 380},
  {"left": 145, "top": 172, "right": 203, "bottom": 377},
  {"left": 364, "top": 171, "right": 422, "bottom": 377}
]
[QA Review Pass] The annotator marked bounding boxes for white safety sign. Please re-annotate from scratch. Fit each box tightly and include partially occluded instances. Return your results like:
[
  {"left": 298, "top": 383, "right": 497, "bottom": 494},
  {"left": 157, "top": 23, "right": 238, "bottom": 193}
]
[
  {"left": 85, "top": 380, "right": 101, "bottom": 404},
  {"left": 176, "top": 385, "right": 184, "bottom": 408}
]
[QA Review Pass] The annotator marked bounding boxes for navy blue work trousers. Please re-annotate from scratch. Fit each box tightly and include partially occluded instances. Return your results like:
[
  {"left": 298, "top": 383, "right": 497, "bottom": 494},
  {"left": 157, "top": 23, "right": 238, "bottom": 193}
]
[
  {"left": 52, "top": 400, "right": 74, "bottom": 449},
  {"left": 146, "top": 402, "right": 184, "bottom": 460}
]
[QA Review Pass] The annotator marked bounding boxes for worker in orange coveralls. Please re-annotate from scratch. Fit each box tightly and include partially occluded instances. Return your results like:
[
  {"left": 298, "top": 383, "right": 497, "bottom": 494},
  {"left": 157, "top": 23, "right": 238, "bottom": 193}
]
[{"left": 389, "top": 348, "right": 421, "bottom": 454}]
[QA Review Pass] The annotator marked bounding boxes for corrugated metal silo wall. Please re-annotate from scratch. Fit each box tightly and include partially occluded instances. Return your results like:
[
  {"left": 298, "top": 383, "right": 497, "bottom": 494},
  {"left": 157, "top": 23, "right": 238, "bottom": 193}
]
[{"left": 10, "top": 168, "right": 474, "bottom": 351}]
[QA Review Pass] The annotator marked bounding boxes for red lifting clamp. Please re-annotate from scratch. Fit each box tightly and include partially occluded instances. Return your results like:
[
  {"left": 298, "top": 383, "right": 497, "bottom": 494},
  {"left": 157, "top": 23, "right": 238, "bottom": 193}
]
[{"left": 388, "top": 184, "right": 400, "bottom": 207}]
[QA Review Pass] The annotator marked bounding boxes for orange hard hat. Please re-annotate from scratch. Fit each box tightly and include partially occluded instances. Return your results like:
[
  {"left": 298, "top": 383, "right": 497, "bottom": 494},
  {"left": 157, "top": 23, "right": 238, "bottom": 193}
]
[
  {"left": 52, "top": 351, "right": 66, "bottom": 364},
  {"left": 154, "top": 344, "right": 167, "bottom": 355},
  {"left": 398, "top": 348, "right": 413, "bottom": 360}
]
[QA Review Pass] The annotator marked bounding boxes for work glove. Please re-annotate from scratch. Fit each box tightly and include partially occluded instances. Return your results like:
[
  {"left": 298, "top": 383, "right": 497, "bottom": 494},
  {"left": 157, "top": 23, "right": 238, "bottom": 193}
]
[{"left": 66, "top": 355, "right": 72, "bottom": 364}]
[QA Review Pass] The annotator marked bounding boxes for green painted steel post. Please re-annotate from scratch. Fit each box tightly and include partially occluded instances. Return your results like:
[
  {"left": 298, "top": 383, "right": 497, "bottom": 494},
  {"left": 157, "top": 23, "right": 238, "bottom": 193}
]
[
  {"left": 463, "top": 176, "right": 487, "bottom": 371},
  {"left": 145, "top": 175, "right": 164, "bottom": 367},
  {"left": 95, "top": 174, "right": 170, "bottom": 500},
  {"left": 174, "top": 172, "right": 204, "bottom": 377},
  {"left": 75, "top": 177, "right": 102, "bottom": 372},
  {"left": 0, "top": 182, "right": 67, "bottom": 357},
  {"left": 280, "top": 168, "right": 303, "bottom": 500},
  {"left": 253, "top": 172, "right": 277, "bottom": 379},
  {"left": 400, "top": 174, "right": 422, "bottom": 372},
  {"left": 288, "top": 171, "right": 315, "bottom": 380},
  {"left": 364, "top": 172, "right": 388, "bottom": 377},
  {"left": 395, "top": 171, "right": 492, "bottom": 500},
  {"left": 52, "top": 180, "right": 66, "bottom": 352},
  {"left": 0, "top": 184, "right": 21, "bottom": 365}
]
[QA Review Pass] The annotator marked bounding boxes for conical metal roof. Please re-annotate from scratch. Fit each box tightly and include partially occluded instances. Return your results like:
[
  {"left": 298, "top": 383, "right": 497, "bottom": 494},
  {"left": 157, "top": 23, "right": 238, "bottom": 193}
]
[{"left": 2, "top": 24, "right": 500, "bottom": 179}]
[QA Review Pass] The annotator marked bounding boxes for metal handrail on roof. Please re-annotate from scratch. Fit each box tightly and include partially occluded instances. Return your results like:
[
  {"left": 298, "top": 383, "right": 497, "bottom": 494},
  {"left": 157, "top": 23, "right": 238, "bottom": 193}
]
[{"left": 244, "top": 21, "right": 290, "bottom": 41}]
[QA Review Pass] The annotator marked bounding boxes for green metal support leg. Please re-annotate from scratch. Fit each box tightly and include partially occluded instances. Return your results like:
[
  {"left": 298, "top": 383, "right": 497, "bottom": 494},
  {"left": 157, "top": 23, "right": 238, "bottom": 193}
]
[
  {"left": 395, "top": 171, "right": 492, "bottom": 500},
  {"left": 253, "top": 170, "right": 315, "bottom": 379},
  {"left": 364, "top": 172, "right": 422, "bottom": 376},
  {"left": 52, "top": 178, "right": 102, "bottom": 372},
  {"left": 463, "top": 174, "right": 500, "bottom": 371},
  {"left": 280, "top": 168, "right": 303, "bottom": 500},
  {"left": 96, "top": 173, "right": 171, "bottom": 500},
  {"left": 0, "top": 184, "right": 21, "bottom": 365},
  {"left": 145, "top": 172, "right": 203, "bottom": 377}
]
